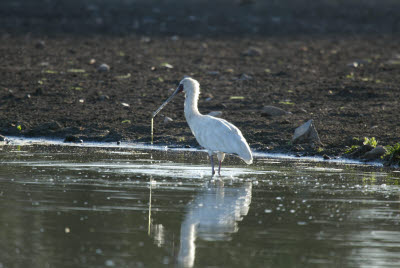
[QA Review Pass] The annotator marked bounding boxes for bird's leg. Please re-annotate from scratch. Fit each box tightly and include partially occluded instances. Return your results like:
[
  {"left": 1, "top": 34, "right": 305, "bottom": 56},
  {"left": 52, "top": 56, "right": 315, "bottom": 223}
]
[
  {"left": 210, "top": 155, "right": 215, "bottom": 176},
  {"left": 217, "top": 152, "right": 225, "bottom": 176}
]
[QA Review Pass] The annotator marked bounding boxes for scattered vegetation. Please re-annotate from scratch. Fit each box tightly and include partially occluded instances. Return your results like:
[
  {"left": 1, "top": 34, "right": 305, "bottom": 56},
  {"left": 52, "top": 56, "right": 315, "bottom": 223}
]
[
  {"left": 383, "top": 143, "right": 400, "bottom": 165},
  {"left": 345, "top": 137, "right": 377, "bottom": 154},
  {"left": 43, "top": 70, "right": 58, "bottom": 74},
  {"left": 346, "top": 72, "right": 354, "bottom": 79},
  {"left": 363, "top": 137, "right": 377, "bottom": 148},
  {"left": 115, "top": 73, "right": 131, "bottom": 79},
  {"left": 345, "top": 145, "right": 359, "bottom": 154},
  {"left": 279, "top": 101, "right": 294, "bottom": 105},
  {"left": 344, "top": 137, "right": 399, "bottom": 165}
]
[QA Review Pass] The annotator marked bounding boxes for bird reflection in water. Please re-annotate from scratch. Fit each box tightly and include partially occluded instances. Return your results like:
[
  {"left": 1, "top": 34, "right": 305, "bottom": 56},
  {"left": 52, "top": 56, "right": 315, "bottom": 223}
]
[{"left": 177, "top": 181, "right": 253, "bottom": 267}]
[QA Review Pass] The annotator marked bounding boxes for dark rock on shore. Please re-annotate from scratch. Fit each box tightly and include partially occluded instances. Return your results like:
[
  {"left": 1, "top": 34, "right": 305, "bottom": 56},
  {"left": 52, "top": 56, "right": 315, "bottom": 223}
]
[
  {"left": 261, "top": 106, "right": 291, "bottom": 117},
  {"left": 347, "top": 144, "right": 374, "bottom": 158},
  {"left": 323, "top": 154, "right": 331, "bottom": 160},
  {"left": 361, "top": 146, "right": 387, "bottom": 160},
  {"left": 64, "top": 135, "right": 83, "bottom": 143},
  {"left": 292, "top": 120, "right": 321, "bottom": 145},
  {"left": 0, "top": 135, "right": 7, "bottom": 141},
  {"left": 242, "top": 47, "right": 263, "bottom": 57}
]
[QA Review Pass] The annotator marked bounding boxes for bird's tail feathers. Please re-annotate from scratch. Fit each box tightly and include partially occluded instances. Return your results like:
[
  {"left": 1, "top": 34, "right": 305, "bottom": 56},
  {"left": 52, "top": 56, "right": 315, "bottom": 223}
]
[
  {"left": 243, "top": 155, "right": 253, "bottom": 165},
  {"left": 239, "top": 141, "right": 253, "bottom": 165}
]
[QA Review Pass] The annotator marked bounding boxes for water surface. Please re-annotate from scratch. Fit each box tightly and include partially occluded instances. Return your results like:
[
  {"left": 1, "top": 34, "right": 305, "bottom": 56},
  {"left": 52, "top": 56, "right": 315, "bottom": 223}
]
[{"left": 0, "top": 141, "right": 399, "bottom": 268}]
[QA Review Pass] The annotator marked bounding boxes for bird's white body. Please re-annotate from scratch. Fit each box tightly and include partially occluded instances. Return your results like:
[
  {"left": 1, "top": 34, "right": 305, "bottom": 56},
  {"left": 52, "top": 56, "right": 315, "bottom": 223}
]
[
  {"left": 153, "top": 77, "right": 253, "bottom": 175},
  {"left": 181, "top": 78, "right": 253, "bottom": 166}
]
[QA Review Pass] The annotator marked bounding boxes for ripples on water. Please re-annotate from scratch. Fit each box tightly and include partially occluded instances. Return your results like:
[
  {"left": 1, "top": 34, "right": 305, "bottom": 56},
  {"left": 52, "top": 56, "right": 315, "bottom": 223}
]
[{"left": 0, "top": 138, "right": 399, "bottom": 268}]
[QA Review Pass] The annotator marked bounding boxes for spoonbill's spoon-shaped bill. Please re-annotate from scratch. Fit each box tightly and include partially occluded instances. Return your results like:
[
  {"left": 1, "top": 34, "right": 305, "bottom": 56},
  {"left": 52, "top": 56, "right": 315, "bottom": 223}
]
[
  {"left": 152, "top": 84, "right": 183, "bottom": 118},
  {"left": 151, "top": 117, "right": 154, "bottom": 145}
]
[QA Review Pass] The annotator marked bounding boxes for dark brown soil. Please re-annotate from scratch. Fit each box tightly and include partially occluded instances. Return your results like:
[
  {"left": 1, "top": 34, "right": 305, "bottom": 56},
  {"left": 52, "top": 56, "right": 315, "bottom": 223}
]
[{"left": 1, "top": 0, "right": 399, "bottom": 162}]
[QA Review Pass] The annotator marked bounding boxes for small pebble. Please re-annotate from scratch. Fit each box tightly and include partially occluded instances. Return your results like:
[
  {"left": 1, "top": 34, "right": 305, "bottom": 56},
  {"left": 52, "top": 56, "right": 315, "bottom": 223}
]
[
  {"left": 208, "top": 71, "right": 219, "bottom": 75},
  {"left": 141, "top": 36, "right": 151, "bottom": 43},
  {"left": 208, "top": 111, "right": 222, "bottom": 117},
  {"left": 64, "top": 135, "right": 83, "bottom": 143},
  {"left": 98, "top": 63, "right": 110, "bottom": 72},
  {"left": 34, "top": 88, "right": 43, "bottom": 95},
  {"left": 323, "top": 154, "right": 331, "bottom": 160},
  {"left": 261, "top": 106, "right": 290, "bottom": 116},
  {"left": 239, "top": 73, "right": 252, "bottom": 80},
  {"left": 161, "top": 63, "right": 173, "bottom": 69},
  {"left": 105, "top": 260, "right": 115, "bottom": 267},
  {"left": 98, "top": 95, "right": 109, "bottom": 101},
  {"left": 203, "top": 93, "right": 213, "bottom": 101},
  {"left": 243, "top": 47, "right": 263, "bottom": 56},
  {"left": 35, "top": 40, "right": 45, "bottom": 49},
  {"left": 164, "top": 117, "right": 173, "bottom": 124}
]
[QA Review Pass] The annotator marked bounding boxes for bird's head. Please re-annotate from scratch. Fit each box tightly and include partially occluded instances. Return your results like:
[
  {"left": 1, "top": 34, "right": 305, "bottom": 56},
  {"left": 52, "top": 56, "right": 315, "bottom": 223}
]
[
  {"left": 179, "top": 77, "right": 200, "bottom": 95},
  {"left": 152, "top": 77, "right": 199, "bottom": 118}
]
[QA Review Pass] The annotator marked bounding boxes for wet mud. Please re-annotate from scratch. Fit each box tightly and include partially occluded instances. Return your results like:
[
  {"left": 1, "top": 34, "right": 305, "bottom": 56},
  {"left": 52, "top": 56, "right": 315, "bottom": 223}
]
[{"left": 0, "top": 0, "right": 399, "bottom": 164}]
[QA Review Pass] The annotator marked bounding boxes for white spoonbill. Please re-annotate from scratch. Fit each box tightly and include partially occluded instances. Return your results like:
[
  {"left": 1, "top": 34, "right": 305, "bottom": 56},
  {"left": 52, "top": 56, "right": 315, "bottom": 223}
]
[{"left": 153, "top": 77, "right": 253, "bottom": 176}]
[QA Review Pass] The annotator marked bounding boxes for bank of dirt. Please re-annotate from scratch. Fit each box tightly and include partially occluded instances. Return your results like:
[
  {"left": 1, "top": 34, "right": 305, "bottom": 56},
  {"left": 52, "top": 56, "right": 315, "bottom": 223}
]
[{"left": 0, "top": 0, "right": 399, "bottom": 164}]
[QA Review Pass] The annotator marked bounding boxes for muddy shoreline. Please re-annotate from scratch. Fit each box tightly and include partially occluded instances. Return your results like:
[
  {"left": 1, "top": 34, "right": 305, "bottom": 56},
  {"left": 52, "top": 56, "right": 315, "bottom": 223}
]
[{"left": 0, "top": 0, "right": 399, "bottom": 166}]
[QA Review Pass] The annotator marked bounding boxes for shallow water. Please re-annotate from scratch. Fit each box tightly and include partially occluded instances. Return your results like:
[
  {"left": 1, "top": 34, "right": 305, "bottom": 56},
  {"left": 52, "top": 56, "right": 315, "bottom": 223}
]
[{"left": 0, "top": 141, "right": 400, "bottom": 268}]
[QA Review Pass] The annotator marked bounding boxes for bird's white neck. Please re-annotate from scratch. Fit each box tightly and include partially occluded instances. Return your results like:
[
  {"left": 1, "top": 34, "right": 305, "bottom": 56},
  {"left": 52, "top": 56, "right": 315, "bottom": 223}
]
[{"left": 184, "top": 87, "right": 201, "bottom": 121}]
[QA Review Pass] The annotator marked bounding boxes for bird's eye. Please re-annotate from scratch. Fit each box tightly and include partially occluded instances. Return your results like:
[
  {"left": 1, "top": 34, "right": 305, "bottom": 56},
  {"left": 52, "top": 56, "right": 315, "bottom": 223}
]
[{"left": 177, "top": 84, "right": 184, "bottom": 93}]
